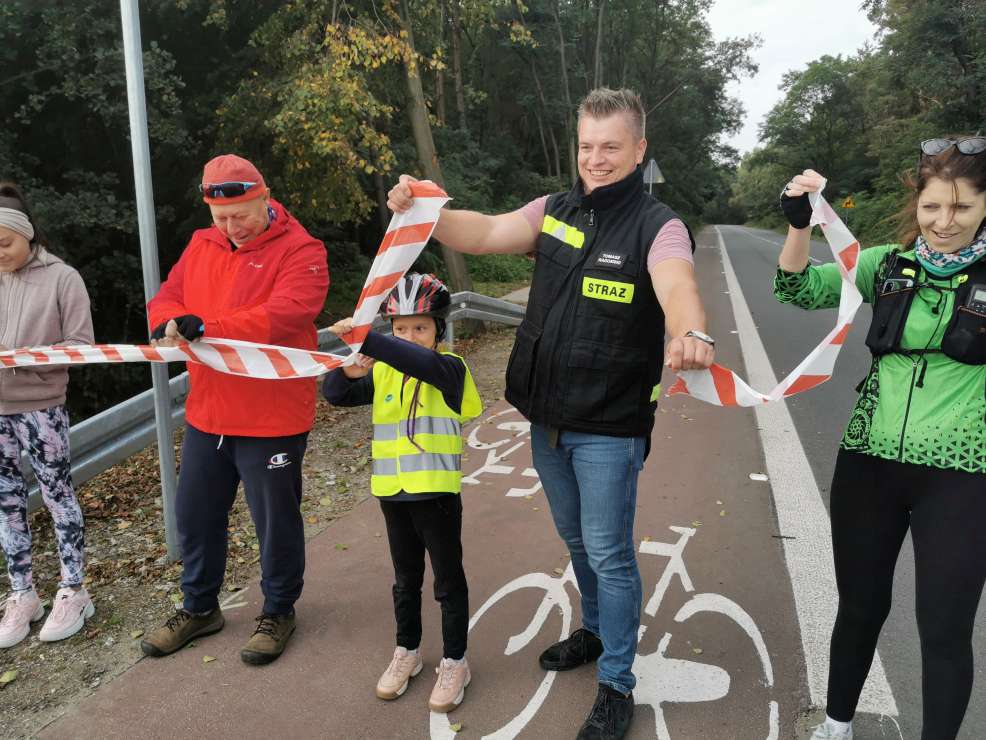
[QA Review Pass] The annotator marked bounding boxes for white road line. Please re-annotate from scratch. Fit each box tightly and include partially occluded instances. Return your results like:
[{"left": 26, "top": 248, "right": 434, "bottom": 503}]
[
  {"left": 714, "top": 226, "right": 898, "bottom": 716},
  {"left": 722, "top": 225, "right": 821, "bottom": 262}
]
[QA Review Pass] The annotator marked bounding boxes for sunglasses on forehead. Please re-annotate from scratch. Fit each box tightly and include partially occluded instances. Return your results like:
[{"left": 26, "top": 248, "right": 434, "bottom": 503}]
[
  {"left": 198, "top": 181, "right": 258, "bottom": 198},
  {"left": 920, "top": 137, "right": 986, "bottom": 157}
]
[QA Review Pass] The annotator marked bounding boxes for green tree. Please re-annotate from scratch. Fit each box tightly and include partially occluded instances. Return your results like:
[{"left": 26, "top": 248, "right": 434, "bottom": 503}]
[{"left": 0, "top": 1, "right": 192, "bottom": 417}]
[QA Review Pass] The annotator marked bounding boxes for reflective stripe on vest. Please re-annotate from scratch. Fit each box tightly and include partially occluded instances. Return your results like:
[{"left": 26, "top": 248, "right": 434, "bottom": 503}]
[
  {"left": 542, "top": 215, "right": 585, "bottom": 249},
  {"left": 372, "top": 416, "right": 462, "bottom": 441},
  {"left": 372, "top": 453, "right": 461, "bottom": 476},
  {"left": 370, "top": 352, "right": 482, "bottom": 496}
]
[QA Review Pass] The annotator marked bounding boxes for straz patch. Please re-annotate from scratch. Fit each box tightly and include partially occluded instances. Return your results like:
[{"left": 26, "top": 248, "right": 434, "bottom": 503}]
[
  {"left": 582, "top": 276, "right": 635, "bottom": 304},
  {"left": 593, "top": 251, "right": 627, "bottom": 269}
]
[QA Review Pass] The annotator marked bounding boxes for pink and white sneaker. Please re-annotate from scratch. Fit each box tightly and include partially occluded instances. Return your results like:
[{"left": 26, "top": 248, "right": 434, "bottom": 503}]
[
  {"left": 39, "top": 587, "right": 94, "bottom": 642},
  {"left": 428, "top": 657, "right": 471, "bottom": 712},
  {"left": 0, "top": 588, "right": 45, "bottom": 648}
]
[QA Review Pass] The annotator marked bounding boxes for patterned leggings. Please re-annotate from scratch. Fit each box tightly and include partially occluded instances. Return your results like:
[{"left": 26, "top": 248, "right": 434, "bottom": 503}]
[{"left": 0, "top": 406, "right": 84, "bottom": 591}]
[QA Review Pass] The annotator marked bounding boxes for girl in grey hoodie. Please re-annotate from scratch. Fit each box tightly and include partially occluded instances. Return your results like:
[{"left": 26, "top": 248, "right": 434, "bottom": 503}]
[{"left": 0, "top": 182, "right": 95, "bottom": 649}]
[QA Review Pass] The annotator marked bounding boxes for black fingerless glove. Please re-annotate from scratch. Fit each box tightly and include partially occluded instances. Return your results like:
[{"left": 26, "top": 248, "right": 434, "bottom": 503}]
[
  {"left": 780, "top": 191, "right": 812, "bottom": 229},
  {"left": 150, "top": 314, "right": 204, "bottom": 341},
  {"left": 174, "top": 314, "right": 205, "bottom": 341}
]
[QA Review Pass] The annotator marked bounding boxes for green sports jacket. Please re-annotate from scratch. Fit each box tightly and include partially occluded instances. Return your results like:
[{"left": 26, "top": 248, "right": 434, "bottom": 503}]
[{"left": 774, "top": 244, "right": 986, "bottom": 475}]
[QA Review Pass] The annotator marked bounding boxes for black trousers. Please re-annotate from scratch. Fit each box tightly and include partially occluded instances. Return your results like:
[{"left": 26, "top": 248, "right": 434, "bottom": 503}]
[
  {"left": 826, "top": 450, "right": 986, "bottom": 740},
  {"left": 176, "top": 424, "right": 308, "bottom": 616},
  {"left": 379, "top": 495, "right": 468, "bottom": 660}
]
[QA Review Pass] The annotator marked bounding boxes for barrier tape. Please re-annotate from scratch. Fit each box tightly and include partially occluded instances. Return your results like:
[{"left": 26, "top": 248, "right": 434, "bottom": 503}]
[
  {"left": 669, "top": 182, "right": 863, "bottom": 406},
  {"left": 2, "top": 179, "right": 861, "bottom": 406},
  {"left": 0, "top": 182, "right": 450, "bottom": 380}
]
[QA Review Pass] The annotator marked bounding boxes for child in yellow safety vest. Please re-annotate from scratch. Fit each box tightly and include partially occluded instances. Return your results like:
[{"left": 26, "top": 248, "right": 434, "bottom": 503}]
[{"left": 323, "top": 273, "right": 482, "bottom": 712}]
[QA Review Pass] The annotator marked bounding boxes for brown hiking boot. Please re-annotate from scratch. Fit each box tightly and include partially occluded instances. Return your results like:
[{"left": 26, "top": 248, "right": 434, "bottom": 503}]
[
  {"left": 140, "top": 608, "right": 224, "bottom": 657},
  {"left": 240, "top": 612, "right": 296, "bottom": 665}
]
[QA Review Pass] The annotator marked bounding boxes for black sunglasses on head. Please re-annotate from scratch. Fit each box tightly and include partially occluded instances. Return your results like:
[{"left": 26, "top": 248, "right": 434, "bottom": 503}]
[
  {"left": 920, "top": 137, "right": 986, "bottom": 157},
  {"left": 198, "top": 181, "right": 258, "bottom": 198}
]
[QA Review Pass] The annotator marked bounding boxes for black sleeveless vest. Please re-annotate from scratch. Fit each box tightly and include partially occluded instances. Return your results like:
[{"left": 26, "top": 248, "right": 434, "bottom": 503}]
[
  {"left": 866, "top": 250, "right": 986, "bottom": 365},
  {"left": 505, "top": 167, "right": 694, "bottom": 437}
]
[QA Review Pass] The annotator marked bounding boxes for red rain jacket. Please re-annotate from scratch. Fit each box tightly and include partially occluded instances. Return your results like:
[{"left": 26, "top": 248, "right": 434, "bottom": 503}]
[{"left": 147, "top": 200, "right": 329, "bottom": 436}]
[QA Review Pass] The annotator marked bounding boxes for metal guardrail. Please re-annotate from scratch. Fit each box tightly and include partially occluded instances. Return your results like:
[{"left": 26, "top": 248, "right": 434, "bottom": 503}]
[{"left": 24, "top": 291, "right": 526, "bottom": 512}]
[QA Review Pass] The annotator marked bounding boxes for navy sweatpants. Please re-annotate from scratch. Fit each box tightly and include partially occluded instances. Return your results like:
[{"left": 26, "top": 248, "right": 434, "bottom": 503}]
[{"left": 176, "top": 424, "right": 308, "bottom": 616}]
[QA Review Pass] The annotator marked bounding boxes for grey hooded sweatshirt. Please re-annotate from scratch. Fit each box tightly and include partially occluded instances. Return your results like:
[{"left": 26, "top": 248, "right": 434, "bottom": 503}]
[{"left": 0, "top": 247, "right": 94, "bottom": 415}]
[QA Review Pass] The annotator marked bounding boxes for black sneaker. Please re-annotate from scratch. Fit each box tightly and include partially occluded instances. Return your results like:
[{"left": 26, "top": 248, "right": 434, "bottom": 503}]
[
  {"left": 538, "top": 627, "right": 603, "bottom": 671},
  {"left": 576, "top": 684, "right": 634, "bottom": 740}
]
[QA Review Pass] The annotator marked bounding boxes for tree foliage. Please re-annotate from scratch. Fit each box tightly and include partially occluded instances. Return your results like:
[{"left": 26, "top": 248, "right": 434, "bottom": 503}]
[
  {"left": 731, "top": 0, "right": 986, "bottom": 244},
  {"left": 2, "top": 0, "right": 757, "bottom": 418}
]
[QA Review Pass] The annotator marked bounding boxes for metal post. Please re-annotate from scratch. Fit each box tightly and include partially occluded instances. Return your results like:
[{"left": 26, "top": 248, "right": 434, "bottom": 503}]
[
  {"left": 445, "top": 320, "right": 455, "bottom": 352},
  {"left": 120, "top": 0, "right": 180, "bottom": 561}
]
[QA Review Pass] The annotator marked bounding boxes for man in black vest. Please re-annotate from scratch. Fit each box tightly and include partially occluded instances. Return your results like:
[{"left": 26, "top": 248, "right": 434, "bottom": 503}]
[{"left": 387, "top": 88, "right": 714, "bottom": 740}]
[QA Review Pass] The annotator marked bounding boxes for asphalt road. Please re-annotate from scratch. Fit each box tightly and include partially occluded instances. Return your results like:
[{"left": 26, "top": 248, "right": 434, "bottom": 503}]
[{"left": 717, "top": 224, "right": 986, "bottom": 740}]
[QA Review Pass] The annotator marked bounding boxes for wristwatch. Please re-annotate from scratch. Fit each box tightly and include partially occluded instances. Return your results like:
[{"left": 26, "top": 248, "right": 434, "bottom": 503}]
[{"left": 684, "top": 329, "right": 715, "bottom": 347}]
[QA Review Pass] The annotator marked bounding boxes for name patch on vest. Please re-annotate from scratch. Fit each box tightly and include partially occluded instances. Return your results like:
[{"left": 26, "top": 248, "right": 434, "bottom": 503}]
[
  {"left": 582, "top": 276, "right": 634, "bottom": 304},
  {"left": 593, "top": 251, "right": 628, "bottom": 269}
]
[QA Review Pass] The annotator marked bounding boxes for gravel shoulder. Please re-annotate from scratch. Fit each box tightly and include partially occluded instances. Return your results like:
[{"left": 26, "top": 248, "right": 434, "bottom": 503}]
[{"left": 0, "top": 326, "right": 516, "bottom": 738}]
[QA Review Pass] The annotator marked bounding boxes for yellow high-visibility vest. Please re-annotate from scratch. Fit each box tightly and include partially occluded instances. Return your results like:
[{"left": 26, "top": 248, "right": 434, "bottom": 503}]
[{"left": 370, "top": 352, "right": 482, "bottom": 496}]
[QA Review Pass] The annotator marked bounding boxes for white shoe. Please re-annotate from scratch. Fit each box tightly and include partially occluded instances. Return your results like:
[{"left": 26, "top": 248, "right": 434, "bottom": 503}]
[
  {"left": 810, "top": 718, "right": 853, "bottom": 739},
  {"left": 39, "top": 586, "right": 94, "bottom": 642},
  {"left": 0, "top": 589, "right": 44, "bottom": 648}
]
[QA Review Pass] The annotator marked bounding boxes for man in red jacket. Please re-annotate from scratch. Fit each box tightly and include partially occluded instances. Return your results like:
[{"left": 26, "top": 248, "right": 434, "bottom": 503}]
[{"left": 141, "top": 154, "right": 329, "bottom": 665}]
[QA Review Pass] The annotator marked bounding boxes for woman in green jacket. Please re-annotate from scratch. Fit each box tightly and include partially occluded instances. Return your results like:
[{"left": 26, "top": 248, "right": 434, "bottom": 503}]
[{"left": 776, "top": 138, "right": 986, "bottom": 740}]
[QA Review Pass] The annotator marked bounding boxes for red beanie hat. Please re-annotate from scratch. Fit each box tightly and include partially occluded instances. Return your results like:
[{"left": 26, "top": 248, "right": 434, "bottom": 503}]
[{"left": 201, "top": 154, "right": 267, "bottom": 204}]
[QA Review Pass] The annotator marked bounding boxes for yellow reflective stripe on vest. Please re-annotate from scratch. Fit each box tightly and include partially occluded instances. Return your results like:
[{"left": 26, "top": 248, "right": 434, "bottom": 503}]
[
  {"left": 542, "top": 215, "right": 585, "bottom": 249},
  {"left": 650, "top": 383, "right": 661, "bottom": 402},
  {"left": 582, "top": 276, "right": 635, "bottom": 303}
]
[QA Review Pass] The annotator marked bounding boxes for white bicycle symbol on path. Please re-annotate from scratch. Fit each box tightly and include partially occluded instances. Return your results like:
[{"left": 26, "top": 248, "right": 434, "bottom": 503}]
[
  {"left": 431, "top": 407, "right": 779, "bottom": 738},
  {"left": 462, "top": 407, "right": 543, "bottom": 498},
  {"left": 430, "top": 524, "right": 779, "bottom": 739}
]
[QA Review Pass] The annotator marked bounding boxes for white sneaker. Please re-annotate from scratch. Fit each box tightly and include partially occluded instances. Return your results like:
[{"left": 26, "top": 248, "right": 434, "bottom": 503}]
[
  {"left": 810, "top": 718, "right": 853, "bottom": 739},
  {"left": 39, "top": 586, "right": 94, "bottom": 642},
  {"left": 0, "top": 589, "right": 44, "bottom": 648}
]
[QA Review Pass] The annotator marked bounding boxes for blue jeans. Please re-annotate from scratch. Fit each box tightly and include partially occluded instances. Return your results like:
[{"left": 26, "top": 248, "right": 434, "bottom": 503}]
[{"left": 531, "top": 425, "right": 645, "bottom": 694}]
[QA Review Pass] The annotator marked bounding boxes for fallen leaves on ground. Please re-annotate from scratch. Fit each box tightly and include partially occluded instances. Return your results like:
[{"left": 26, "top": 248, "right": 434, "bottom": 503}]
[{"left": 1, "top": 326, "right": 521, "bottom": 739}]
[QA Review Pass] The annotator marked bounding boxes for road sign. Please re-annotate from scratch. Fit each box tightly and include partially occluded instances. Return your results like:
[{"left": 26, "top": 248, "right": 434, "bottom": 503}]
[
  {"left": 643, "top": 158, "right": 665, "bottom": 193},
  {"left": 842, "top": 195, "right": 856, "bottom": 209}
]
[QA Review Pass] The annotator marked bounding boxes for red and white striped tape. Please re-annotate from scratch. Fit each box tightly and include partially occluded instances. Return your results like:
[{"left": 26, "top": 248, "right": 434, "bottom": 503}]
[
  {"left": 343, "top": 180, "right": 450, "bottom": 350},
  {"left": 0, "top": 182, "right": 450, "bottom": 380},
  {"left": 668, "top": 184, "right": 863, "bottom": 406}
]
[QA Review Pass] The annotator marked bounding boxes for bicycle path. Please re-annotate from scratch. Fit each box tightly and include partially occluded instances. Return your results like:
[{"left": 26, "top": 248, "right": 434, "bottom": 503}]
[{"left": 39, "top": 235, "right": 809, "bottom": 739}]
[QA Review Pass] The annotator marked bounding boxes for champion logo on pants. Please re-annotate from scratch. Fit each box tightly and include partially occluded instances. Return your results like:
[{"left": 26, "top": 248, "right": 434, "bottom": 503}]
[{"left": 267, "top": 453, "right": 292, "bottom": 470}]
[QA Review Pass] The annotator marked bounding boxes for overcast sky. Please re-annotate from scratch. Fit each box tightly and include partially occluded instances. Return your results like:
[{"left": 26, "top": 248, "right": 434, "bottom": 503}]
[{"left": 706, "top": 0, "right": 878, "bottom": 156}]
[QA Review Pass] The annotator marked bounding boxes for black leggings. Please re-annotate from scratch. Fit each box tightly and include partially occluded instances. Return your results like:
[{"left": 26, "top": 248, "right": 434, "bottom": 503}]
[
  {"left": 827, "top": 451, "right": 986, "bottom": 740},
  {"left": 379, "top": 495, "right": 468, "bottom": 660}
]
